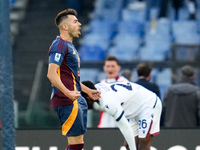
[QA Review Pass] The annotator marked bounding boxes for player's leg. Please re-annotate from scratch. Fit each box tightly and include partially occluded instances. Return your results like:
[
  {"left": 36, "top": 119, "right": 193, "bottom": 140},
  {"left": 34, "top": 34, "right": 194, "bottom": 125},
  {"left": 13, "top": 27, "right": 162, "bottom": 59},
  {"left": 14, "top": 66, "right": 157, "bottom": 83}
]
[
  {"left": 124, "top": 132, "right": 154, "bottom": 150},
  {"left": 56, "top": 105, "right": 86, "bottom": 150},
  {"left": 138, "top": 135, "right": 153, "bottom": 150},
  {"left": 124, "top": 136, "right": 139, "bottom": 150},
  {"left": 66, "top": 135, "right": 84, "bottom": 150},
  {"left": 66, "top": 96, "right": 88, "bottom": 150},
  {"left": 125, "top": 118, "right": 154, "bottom": 150},
  {"left": 123, "top": 118, "right": 140, "bottom": 150},
  {"left": 56, "top": 96, "right": 88, "bottom": 150},
  {"left": 67, "top": 135, "right": 84, "bottom": 144},
  {"left": 135, "top": 136, "right": 139, "bottom": 149},
  {"left": 138, "top": 97, "right": 162, "bottom": 150}
]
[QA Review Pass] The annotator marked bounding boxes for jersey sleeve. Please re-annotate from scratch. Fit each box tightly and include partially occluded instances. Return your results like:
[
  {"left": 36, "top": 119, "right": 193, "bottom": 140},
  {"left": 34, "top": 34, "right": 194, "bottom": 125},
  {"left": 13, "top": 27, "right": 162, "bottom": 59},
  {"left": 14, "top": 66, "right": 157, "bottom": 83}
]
[
  {"left": 48, "top": 43, "right": 66, "bottom": 66},
  {"left": 101, "top": 96, "right": 137, "bottom": 150},
  {"left": 115, "top": 115, "right": 137, "bottom": 150}
]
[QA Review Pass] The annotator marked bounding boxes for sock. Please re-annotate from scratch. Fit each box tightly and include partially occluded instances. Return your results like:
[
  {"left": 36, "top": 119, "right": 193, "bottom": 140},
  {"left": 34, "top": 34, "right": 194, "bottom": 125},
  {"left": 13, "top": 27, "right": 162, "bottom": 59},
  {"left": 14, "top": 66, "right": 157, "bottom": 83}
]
[{"left": 66, "top": 143, "right": 84, "bottom": 150}]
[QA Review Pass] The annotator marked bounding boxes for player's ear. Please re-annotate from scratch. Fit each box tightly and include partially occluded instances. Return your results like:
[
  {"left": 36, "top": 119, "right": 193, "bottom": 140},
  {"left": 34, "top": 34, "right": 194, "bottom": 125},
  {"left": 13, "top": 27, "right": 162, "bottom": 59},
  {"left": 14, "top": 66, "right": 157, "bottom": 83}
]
[{"left": 62, "top": 24, "right": 68, "bottom": 30}]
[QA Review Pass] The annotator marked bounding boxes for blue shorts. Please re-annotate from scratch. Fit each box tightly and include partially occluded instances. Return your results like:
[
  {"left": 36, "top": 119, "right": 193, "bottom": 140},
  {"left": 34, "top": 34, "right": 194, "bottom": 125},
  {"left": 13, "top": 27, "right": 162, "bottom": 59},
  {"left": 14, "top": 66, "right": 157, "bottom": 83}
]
[{"left": 54, "top": 95, "right": 88, "bottom": 136}]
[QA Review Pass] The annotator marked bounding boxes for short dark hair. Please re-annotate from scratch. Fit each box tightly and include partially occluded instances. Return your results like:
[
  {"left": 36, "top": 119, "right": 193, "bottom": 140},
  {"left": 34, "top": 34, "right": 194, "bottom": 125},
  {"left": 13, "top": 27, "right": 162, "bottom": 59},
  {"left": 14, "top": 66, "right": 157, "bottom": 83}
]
[
  {"left": 105, "top": 56, "right": 120, "bottom": 65},
  {"left": 81, "top": 81, "right": 97, "bottom": 109},
  {"left": 55, "top": 9, "right": 77, "bottom": 27},
  {"left": 137, "top": 62, "right": 152, "bottom": 77},
  {"left": 181, "top": 65, "right": 195, "bottom": 79},
  {"left": 81, "top": 81, "right": 96, "bottom": 97},
  {"left": 121, "top": 69, "right": 133, "bottom": 81}
]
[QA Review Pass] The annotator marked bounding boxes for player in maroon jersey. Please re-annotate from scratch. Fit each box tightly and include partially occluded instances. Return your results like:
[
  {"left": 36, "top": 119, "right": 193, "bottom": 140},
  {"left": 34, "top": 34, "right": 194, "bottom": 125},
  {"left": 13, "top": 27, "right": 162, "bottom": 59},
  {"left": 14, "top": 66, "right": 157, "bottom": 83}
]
[{"left": 47, "top": 9, "right": 101, "bottom": 150}]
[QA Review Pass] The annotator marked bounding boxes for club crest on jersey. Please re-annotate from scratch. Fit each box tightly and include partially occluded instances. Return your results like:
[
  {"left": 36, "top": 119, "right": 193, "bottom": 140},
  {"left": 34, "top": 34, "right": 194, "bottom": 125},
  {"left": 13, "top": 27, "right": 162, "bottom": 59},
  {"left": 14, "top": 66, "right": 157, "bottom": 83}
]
[
  {"left": 73, "top": 50, "right": 76, "bottom": 54},
  {"left": 54, "top": 53, "right": 61, "bottom": 62}
]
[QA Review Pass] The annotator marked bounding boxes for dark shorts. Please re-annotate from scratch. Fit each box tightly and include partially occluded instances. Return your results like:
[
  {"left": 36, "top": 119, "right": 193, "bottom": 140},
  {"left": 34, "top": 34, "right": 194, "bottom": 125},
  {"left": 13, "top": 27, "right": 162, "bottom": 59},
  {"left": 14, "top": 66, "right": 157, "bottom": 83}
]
[{"left": 54, "top": 95, "right": 88, "bottom": 136}]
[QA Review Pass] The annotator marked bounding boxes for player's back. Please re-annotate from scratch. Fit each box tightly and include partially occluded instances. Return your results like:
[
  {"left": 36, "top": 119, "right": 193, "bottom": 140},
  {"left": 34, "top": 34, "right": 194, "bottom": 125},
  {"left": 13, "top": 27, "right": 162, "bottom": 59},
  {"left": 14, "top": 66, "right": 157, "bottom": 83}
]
[{"left": 95, "top": 81, "right": 158, "bottom": 118}]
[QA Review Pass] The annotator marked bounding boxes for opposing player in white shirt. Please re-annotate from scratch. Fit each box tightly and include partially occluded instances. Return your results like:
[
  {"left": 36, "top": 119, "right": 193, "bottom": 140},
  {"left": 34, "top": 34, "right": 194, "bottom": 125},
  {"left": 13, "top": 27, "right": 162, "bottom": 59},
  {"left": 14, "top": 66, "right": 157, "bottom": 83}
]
[{"left": 81, "top": 81, "right": 162, "bottom": 150}]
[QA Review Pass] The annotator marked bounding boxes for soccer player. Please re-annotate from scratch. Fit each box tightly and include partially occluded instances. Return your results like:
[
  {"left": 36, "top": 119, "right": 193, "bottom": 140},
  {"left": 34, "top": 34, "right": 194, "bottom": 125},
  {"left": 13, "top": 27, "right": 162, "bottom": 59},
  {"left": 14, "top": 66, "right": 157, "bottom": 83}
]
[
  {"left": 81, "top": 81, "right": 162, "bottom": 150},
  {"left": 47, "top": 9, "right": 101, "bottom": 150}
]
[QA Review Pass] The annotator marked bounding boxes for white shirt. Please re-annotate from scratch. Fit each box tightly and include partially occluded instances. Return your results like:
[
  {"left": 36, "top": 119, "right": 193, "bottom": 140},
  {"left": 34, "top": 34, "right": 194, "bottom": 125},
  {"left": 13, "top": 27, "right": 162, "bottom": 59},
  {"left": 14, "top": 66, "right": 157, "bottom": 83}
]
[
  {"left": 95, "top": 82, "right": 157, "bottom": 120},
  {"left": 97, "top": 76, "right": 129, "bottom": 128},
  {"left": 94, "top": 82, "right": 159, "bottom": 150}
]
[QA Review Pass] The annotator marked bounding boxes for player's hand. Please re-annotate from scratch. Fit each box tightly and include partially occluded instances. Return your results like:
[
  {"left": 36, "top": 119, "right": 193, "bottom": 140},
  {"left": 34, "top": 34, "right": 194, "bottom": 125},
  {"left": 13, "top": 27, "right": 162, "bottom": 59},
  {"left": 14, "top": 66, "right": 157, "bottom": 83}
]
[
  {"left": 88, "top": 90, "right": 101, "bottom": 101},
  {"left": 68, "top": 91, "right": 80, "bottom": 101}
]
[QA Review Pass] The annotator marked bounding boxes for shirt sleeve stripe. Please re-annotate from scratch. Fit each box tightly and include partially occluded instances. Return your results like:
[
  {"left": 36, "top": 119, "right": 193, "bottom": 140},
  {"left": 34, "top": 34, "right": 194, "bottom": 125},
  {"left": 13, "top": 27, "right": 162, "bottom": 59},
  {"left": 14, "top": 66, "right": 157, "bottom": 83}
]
[
  {"left": 57, "top": 38, "right": 61, "bottom": 52},
  {"left": 60, "top": 40, "right": 64, "bottom": 52},
  {"left": 57, "top": 38, "right": 64, "bottom": 52},
  {"left": 57, "top": 39, "right": 62, "bottom": 52}
]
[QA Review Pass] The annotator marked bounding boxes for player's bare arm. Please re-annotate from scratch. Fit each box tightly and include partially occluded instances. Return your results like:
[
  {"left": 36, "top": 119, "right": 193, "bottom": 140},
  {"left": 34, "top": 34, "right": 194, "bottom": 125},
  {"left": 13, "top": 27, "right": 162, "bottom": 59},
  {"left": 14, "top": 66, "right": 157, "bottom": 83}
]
[
  {"left": 47, "top": 63, "right": 80, "bottom": 101},
  {"left": 80, "top": 83, "right": 101, "bottom": 101}
]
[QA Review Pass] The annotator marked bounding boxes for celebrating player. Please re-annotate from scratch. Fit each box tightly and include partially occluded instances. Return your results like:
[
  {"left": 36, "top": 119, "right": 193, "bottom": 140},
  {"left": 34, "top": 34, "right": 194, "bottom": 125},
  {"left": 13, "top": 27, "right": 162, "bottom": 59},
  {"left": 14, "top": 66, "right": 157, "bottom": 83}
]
[{"left": 47, "top": 9, "right": 101, "bottom": 150}]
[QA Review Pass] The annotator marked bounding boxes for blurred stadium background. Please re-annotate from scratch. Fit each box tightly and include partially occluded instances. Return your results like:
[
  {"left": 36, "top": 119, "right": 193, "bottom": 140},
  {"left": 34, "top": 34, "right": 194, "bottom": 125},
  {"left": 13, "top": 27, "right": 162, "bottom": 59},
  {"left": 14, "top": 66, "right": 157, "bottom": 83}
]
[
  {"left": 8, "top": 0, "right": 200, "bottom": 129},
  {"left": 0, "top": 0, "right": 200, "bottom": 149},
  {"left": 10, "top": 0, "right": 200, "bottom": 128}
]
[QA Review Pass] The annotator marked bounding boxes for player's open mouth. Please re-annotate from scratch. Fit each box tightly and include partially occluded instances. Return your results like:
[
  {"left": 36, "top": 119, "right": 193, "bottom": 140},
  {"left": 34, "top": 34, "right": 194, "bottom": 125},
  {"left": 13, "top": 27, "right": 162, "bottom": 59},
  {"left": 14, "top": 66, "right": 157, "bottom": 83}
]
[
  {"left": 108, "top": 72, "right": 113, "bottom": 75},
  {"left": 78, "top": 28, "right": 81, "bottom": 35}
]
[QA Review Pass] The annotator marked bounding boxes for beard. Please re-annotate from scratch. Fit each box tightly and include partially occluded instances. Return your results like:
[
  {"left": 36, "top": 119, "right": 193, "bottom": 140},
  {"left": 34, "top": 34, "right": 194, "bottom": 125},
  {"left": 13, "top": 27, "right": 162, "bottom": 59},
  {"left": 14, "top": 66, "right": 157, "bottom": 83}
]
[{"left": 68, "top": 27, "right": 80, "bottom": 39}]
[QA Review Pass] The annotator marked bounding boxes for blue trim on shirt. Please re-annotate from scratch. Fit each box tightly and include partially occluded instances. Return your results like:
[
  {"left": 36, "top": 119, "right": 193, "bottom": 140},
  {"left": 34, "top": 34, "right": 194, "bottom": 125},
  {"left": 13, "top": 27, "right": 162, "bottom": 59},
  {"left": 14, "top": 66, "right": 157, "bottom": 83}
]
[
  {"left": 153, "top": 97, "right": 158, "bottom": 108},
  {"left": 116, "top": 111, "right": 124, "bottom": 122}
]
